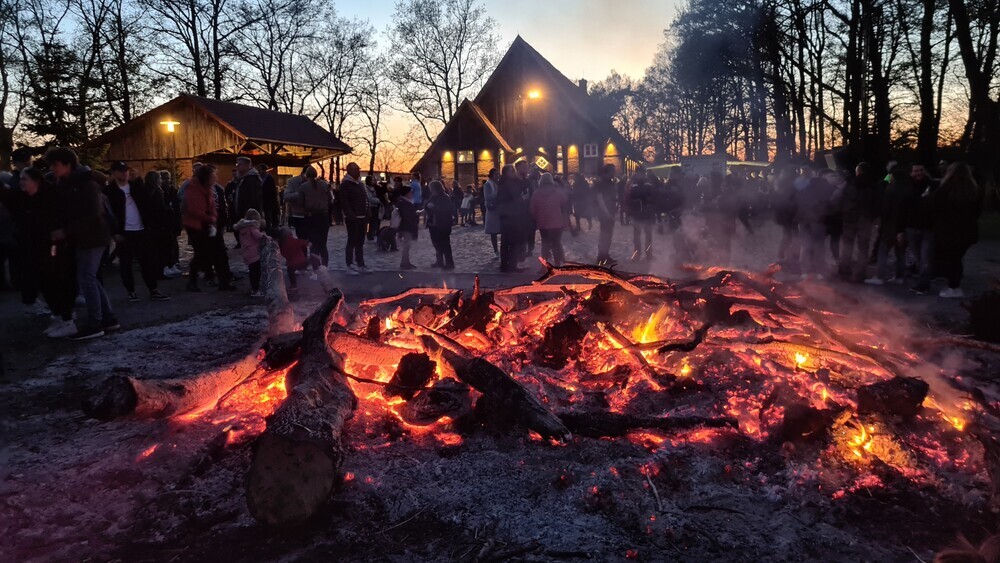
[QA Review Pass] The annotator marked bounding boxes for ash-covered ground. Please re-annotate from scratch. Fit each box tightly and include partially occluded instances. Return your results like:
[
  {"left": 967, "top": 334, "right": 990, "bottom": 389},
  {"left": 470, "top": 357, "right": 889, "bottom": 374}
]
[{"left": 1, "top": 222, "right": 999, "bottom": 562}]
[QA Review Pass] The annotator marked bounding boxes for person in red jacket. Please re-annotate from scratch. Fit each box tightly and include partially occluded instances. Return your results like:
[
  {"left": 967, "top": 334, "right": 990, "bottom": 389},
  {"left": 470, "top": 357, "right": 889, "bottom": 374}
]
[
  {"left": 278, "top": 227, "right": 321, "bottom": 297},
  {"left": 182, "top": 164, "right": 234, "bottom": 292}
]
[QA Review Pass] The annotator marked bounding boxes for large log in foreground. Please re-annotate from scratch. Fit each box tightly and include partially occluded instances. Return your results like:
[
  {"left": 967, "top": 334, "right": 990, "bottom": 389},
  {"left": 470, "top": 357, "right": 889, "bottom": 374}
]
[{"left": 245, "top": 290, "right": 357, "bottom": 526}]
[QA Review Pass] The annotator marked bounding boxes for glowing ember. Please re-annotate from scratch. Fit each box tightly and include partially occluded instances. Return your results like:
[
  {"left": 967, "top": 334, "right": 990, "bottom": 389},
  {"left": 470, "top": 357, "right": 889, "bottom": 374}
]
[
  {"left": 136, "top": 444, "right": 159, "bottom": 461},
  {"left": 794, "top": 352, "right": 808, "bottom": 368},
  {"left": 679, "top": 362, "right": 692, "bottom": 377}
]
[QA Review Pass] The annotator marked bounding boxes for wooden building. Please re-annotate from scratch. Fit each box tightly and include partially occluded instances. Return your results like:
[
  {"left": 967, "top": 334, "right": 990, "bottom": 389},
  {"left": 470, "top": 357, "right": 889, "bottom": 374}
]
[
  {"left": 411, "top": 36, "right": 643, "bottom": 186},
  {"left": 84, "top": 94, "right": 352, "bottom": 179}
]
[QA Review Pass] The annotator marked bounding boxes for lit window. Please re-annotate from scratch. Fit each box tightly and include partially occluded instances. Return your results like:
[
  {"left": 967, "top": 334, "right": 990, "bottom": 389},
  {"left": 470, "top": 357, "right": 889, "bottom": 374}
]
[
  {"left": 457, "top": 150, "right": 474, "bottom": 163},
  {"left": 556, "top": 145, "right": 564, "bottom": 159},
  {"left": 583, "top": 144, "right": 598, "bottom": 158}
]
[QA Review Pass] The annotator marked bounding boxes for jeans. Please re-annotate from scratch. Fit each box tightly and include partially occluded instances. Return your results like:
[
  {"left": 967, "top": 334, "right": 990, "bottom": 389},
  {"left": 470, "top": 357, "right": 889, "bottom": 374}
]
[
  {"left": 798, "top": 223, "right": 827, "bottom": 275},
  {"left": 936, "top": 241, "right": 971, "bottom": 289},
  {"left": 632, "top": 220, "right": 653, "bottom": 257},
  {"left": 367, "top": 206, "right": 381, "bottom": 240},
  {"left": 539, "top": 228, "right": 565, "bottom": 266},
  {"left": 429, "top": 229, "right": 453, "bottom": 267},
  {"left": 838, "top": 220, "right": 873, "bottom": 281},
  {"left": 304, "top": 213, "right": 330, "bottom": 266},
  {"left": 76, "top": 246, "right": 114, "bottom": 327},
  {"left": 118, "top": 230, "right": 158, "bottom": 293},
  {"left": 598, "top": 219, "right": 614, "bottom": 263},
  {"left": 906, "top": 228, "right": 933, "bottom": 288},
  {"left": 500, "top": 218, "right": 521, "bottom": 271},
  {"left": 345, "top": 220, "right": 366, "bottom": 267},
  {"left": 398, "top": 231, "right": 414, "bottom": 266},
  {"left": 876, "top": 233, "right": 906, "bottom": 281}
]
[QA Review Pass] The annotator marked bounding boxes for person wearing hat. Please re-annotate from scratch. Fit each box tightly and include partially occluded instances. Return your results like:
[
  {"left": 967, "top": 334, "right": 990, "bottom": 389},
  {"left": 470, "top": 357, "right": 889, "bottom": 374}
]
[{"left": 104, "top": 160, "right": 170, "bottom": 302}]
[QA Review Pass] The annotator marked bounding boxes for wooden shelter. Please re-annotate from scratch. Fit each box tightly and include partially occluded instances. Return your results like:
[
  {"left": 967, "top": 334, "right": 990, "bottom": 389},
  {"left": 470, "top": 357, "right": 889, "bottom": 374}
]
[
  {"left": 85, "top": 94, "right": 352, "bottom": 179},
  {"left": 412, "top": 36, "right": 643, "bottom": 186}
]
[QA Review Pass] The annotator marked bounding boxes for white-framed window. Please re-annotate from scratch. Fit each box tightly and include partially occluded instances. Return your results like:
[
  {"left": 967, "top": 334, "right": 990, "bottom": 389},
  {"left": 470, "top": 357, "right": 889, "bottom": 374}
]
[
  {"left": 555, "top": 145, "right": 564, "bottom": 173},
  {"left": 583, "top": 143, "right": 598, "bottom": 158},
  {"left": 457, "top": 150, "right": 474, "bottom": 163}
]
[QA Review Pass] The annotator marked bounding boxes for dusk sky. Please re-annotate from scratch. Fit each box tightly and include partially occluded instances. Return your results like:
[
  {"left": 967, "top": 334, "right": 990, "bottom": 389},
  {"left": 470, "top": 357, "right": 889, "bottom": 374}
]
[{"left": 344, "top": 0, "right": 681, "bottom": 81}]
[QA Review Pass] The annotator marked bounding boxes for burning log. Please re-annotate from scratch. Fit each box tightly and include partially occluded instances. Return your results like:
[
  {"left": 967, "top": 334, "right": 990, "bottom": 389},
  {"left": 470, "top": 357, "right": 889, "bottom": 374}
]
[
  {"left": 534, "top": 315, "right": 586, "bottom": 369},
  {"left": 582, "top": 282, "right": 639, "bottom": 318},
  {"left": 857, "top": 376, "right": 930, "bottom": 418},
  {"left": 83, "top": 239, "right": 300, "bottom": 421},
  {"left": 383, "top": 353, "right": 437, "bottom": 400},
  {"left": 558, "top": 412, "right": 737, "bottom": 438},
  {"left": 326, "top": 328, "right": 412, "bottom": 367},
  {"left": 534, "top": 258, "right": 646, "bottom": 296},
  {"left": 418, "top": 333, "right": 571, "bottom": 441},
  {"left": 245, "top": 289, "right": 357, "bottom": 526},
  {"left": 399, "top": 379, "right": 472, "bottom": 426},
  {"left": 439, "top": 278, "right": 494, "bottom": 334}
]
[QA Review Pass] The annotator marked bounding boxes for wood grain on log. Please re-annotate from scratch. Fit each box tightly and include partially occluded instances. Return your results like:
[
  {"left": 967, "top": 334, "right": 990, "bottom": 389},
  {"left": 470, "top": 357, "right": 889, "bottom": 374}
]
[
  {"left": 246, "top": 289, "right": 357, "bottom": 526},
  {"left": 261, "top": 237, "right": 296, "bottom": 336}
]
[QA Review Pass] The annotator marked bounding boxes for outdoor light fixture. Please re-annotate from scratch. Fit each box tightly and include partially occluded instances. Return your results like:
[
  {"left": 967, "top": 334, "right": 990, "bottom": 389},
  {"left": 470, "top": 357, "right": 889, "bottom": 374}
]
[
  {"left": 160, "top": 120, "right": 180, "bottom": 133},
  {"left": 527, "top": 90, "right": 541, "bottom": 99}
]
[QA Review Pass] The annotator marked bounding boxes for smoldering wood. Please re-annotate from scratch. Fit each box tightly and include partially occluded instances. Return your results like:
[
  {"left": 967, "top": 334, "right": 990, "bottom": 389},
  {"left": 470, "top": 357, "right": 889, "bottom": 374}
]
[
  {"left": 384, "top": 353, "right": 437, "bottom": 400},
  {"left": 398, "top": 379, "right": 472, "bottom": 426},
  {"left": 245, "top": 290, "right": 357, "bottom": 527},
  {"left": 857, "top": 376, "right": 930, "bottom": 418},
  {"left": 558, "top": 411, "right": 738, "bottom": 438},
  {"left": 534, "top": 315, "right": 586, "bottom": 369}
]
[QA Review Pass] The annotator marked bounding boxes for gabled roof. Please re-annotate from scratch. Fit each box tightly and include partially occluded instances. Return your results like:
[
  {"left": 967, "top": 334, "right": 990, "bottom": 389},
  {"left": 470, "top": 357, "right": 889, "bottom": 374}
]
[
  {"left": 183, "top": 95, "right": 352, "bottom": 152},
  {"left": 86, "top": 94, "right": 352, "bottom": 154},
  {"left": 475, "top": 36, "right": 642, "bottom": 160},
  {"left": 411, "top": 100, "right": 512, "bottom": 172}
]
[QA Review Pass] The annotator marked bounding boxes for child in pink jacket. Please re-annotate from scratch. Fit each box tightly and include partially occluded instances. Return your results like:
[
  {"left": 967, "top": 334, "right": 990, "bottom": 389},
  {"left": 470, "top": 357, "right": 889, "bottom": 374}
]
[{"left": 234, "top": 209, "right": 265, "bottom": 296}]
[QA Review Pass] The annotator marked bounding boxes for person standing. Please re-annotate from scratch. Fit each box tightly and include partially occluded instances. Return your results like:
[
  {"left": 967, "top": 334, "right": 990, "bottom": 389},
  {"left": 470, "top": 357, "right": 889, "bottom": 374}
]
[
  {"left": 450, "top": 180, "right": 464, "bottom": 225},
  {"left": 627, "top": 169, "right": 655, "bottom": 261},
  {"left": 301, "top": 167, "right": 332, "bottom": 266},
  {"left": 530, "top": 173, "right": 569, "bottom": 267},
  {"left": 283, "top": 166, "right": 308, "bottom": 236},
  {"left": 497, "top": 165, "right": 522, "bottom": 272},
  {"left": 425, "top": 180, "right": 455, "bottom": 270},
  {"left": 340, "top": 162, "right": 370, "bottom": 274},
  {"left": 46, "top": 147, "right": 117, "bottom": 339},
  {"left": 183, "top": 165, "right": 235, "bottom": 292},
  {"left": 105, "top": 162, "right": 170, "bottom": 302},
  {"left": 233, "top": 157, "right": 263, "bottom": 228},
  {"left": 794, "top": 168, "right": 836, "bottom": 279},
  {"left": 772, "top": 166, "right": 799, "bottom": 271},
  {"left": 931, "top": 162, "right": 982, "bottom": 298},
  {"left": 257, "top": 164, "right": 279, "bottom": 230},
  {"left": 570, "top": 173, "right": 592, "bottom": 232},
  {"left": 903, "top": 163, "right": 938, "bottom": 293},
  {"left": 159, "top": 170, "right": 182, "bottom": 277},
  {"left": 395, "top": 185, "right": 418, "bottom": 270},
  {"left": 482, "top": 168, "right": 501, "bottom": 258},
  {"left": 234, "top": 208, "right": 265, "bottom": 297},
  {"left": 835, "top": 163, "right": 881, "bottom": 283},
  {"left": 409, "top": 171, "right": 423, "bottom": 208},
  {"left": 592, "top": 164, "right": 617, "bottom": 266},
  {"left": 365, "top": 175, "right": 383, "bottom": 241}
]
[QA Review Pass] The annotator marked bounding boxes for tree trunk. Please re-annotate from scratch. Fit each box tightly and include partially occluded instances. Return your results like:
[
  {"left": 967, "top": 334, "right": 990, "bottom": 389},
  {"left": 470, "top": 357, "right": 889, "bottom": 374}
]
[
  {"left": 914, "top": 0, "right": 938, "bottom": 165},
  {"left": 245, "top": 290, "right": 357, "bottom": 526}
]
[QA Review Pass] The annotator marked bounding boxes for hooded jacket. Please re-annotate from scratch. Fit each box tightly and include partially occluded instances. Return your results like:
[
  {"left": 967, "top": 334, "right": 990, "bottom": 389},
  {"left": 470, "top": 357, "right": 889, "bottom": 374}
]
[
  {"left": 182, "top": 177, "right": 217, "bottom": 231},
  {"left": 234, "top": 218, "right": 264, "bottom": 264},
  {"left": 339, "top": 175, "right": 369, "bottom": 222}
]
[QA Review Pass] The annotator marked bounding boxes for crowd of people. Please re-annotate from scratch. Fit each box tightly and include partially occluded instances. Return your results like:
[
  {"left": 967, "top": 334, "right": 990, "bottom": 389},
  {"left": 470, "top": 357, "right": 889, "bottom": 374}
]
[{"left": 0, "top": 144, "right": 989, "bottom": 341}]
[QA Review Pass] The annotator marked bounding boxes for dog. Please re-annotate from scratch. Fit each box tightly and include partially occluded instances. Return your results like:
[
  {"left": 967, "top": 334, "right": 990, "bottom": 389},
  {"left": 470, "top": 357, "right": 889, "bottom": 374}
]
[{"left": 377, "top": 226, "right": 398, "bottom": 252}]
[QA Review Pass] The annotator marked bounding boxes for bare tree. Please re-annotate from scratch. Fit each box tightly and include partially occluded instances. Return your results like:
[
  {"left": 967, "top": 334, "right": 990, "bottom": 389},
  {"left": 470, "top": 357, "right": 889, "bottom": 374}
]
[
  {"left": 388, "top": 0, "right": 499, "bottom": 143},
  {"left": 356, "top": 54, "right": 392, "bottom": 175}
]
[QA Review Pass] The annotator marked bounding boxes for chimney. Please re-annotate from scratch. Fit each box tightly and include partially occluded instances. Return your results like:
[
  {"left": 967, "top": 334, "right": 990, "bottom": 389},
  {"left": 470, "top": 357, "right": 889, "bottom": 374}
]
[{"left": 578, "top": 79, "right": 588, "bottom": 94}]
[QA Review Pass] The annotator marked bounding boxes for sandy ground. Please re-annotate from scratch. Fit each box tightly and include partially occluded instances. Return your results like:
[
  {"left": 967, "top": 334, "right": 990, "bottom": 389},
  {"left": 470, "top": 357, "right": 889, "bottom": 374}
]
[{"left": 0, "top": 219, "right": 998, "bottom": 562}]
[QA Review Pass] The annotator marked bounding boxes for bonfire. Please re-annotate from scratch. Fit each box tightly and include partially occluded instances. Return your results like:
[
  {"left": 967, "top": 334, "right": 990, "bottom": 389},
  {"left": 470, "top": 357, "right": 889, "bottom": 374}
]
[{"left": 81, "top": 240, "right": 1000, "bottom": 556}]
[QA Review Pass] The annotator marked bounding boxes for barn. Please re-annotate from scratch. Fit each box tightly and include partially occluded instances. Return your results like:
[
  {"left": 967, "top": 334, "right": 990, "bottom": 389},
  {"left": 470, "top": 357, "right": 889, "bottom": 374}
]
[
  {"left": 84, "top": 94, "right": 352, "bottom": 180},
  {"left": 411, "top": 36, "right": 643, "bottom": 186}
]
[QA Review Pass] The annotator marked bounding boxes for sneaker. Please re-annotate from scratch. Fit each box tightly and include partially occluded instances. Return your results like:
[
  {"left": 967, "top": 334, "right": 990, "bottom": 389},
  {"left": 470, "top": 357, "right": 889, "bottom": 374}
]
[
  {"left": 864, "top": 277, "right": 885, "bottom": 286},
  {"left": 102, "top": 316, "right": 121, "bottom": 331},
  {"left": 68, "top": 325, "right": 105, "bottom": 340},
  {"left": 345, "top": 265, "right": 360, "bottom": 276},
  {"left": 127, "top": 292, "right": 140, "bottom": 302},
  {"left": 163, "top": 266, "right": 179, "bottom": 278},
  {"left": 150, "top": 290, "right": 171, "bottom": 301},
  {"left": 249, "top": 290, "right": 264, "bottom": 298},
  {"left": 43, "top": 316, "right": 61, "bottom": 335},
  {"left": 939, "top": 287, "right": 964, "bottom": 299},
  {"left": 911, "top": 284, "right": 930, "bottom": 295},
  {"left": 26, "top": 301, "right": 51, "bottom": 316},
  {"left": 47, "top": 320, "right": 78, "bottom": 338}
]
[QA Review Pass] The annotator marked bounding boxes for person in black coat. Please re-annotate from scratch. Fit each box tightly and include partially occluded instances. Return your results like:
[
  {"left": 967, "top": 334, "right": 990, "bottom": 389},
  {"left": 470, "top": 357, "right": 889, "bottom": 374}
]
[
  {"left": 497, "top": 164, "right": 523, "bottom": 272},
  {"left": 425, "top": 180, "right": 455, "bottom": 269},
  {"left": 257, "top": 164, "right": 280, "bottom": 230},
  {"left": 104, "top": 162, "right": 169, "bottom": 300},
  {"left": 930, "top": 162, "right": 982, "bottom": 298},
  {"left": 159, "top": 170, "right": 182, "bottom": 275},
  {"left": 394, "top": 185, "right": 419, "bottom": 270}
]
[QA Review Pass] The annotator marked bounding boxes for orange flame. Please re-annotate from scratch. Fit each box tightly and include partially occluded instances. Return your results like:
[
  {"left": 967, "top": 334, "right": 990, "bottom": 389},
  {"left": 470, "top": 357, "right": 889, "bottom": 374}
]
[{"left": 136, "top": 444, "right": 159, "bottom": 461}]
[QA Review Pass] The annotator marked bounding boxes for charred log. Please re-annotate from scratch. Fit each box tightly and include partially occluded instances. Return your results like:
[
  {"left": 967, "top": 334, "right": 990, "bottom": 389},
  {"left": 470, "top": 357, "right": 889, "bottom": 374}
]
[
  {"left": 558, "top": 411, "right": 737, "bottom": 438},
  {"left": 384, "top": 353, "right": 437, "bottom": 400},
  {"left": 857, "top": 376, "right": 929, "bottom": 418},
  {"left": 440, "top": 287, "right": 495, "bottom": 334},
  {"left": 534, "top": 315, "right": 586, "bottom": 369},
  {"left": 245, "top": 290, "right": 357, "bottom": 526},
  {"left": 583, "top": 283, "right": 640, "bottom": 318},
  {"left": 365, "top": 315, "right": 382, "bottom": 341},
  {"left": 399, "top": 379, "right": 472, "bottom": 426},
  {"left": 535, "top": 258, "right": 646, "bottom": 296},
  {"left": 776, "top": 403, "right": 844, "bottom": 443},
  {"left": 418, "top": 333, "right": 570, "bottom": 440}
]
